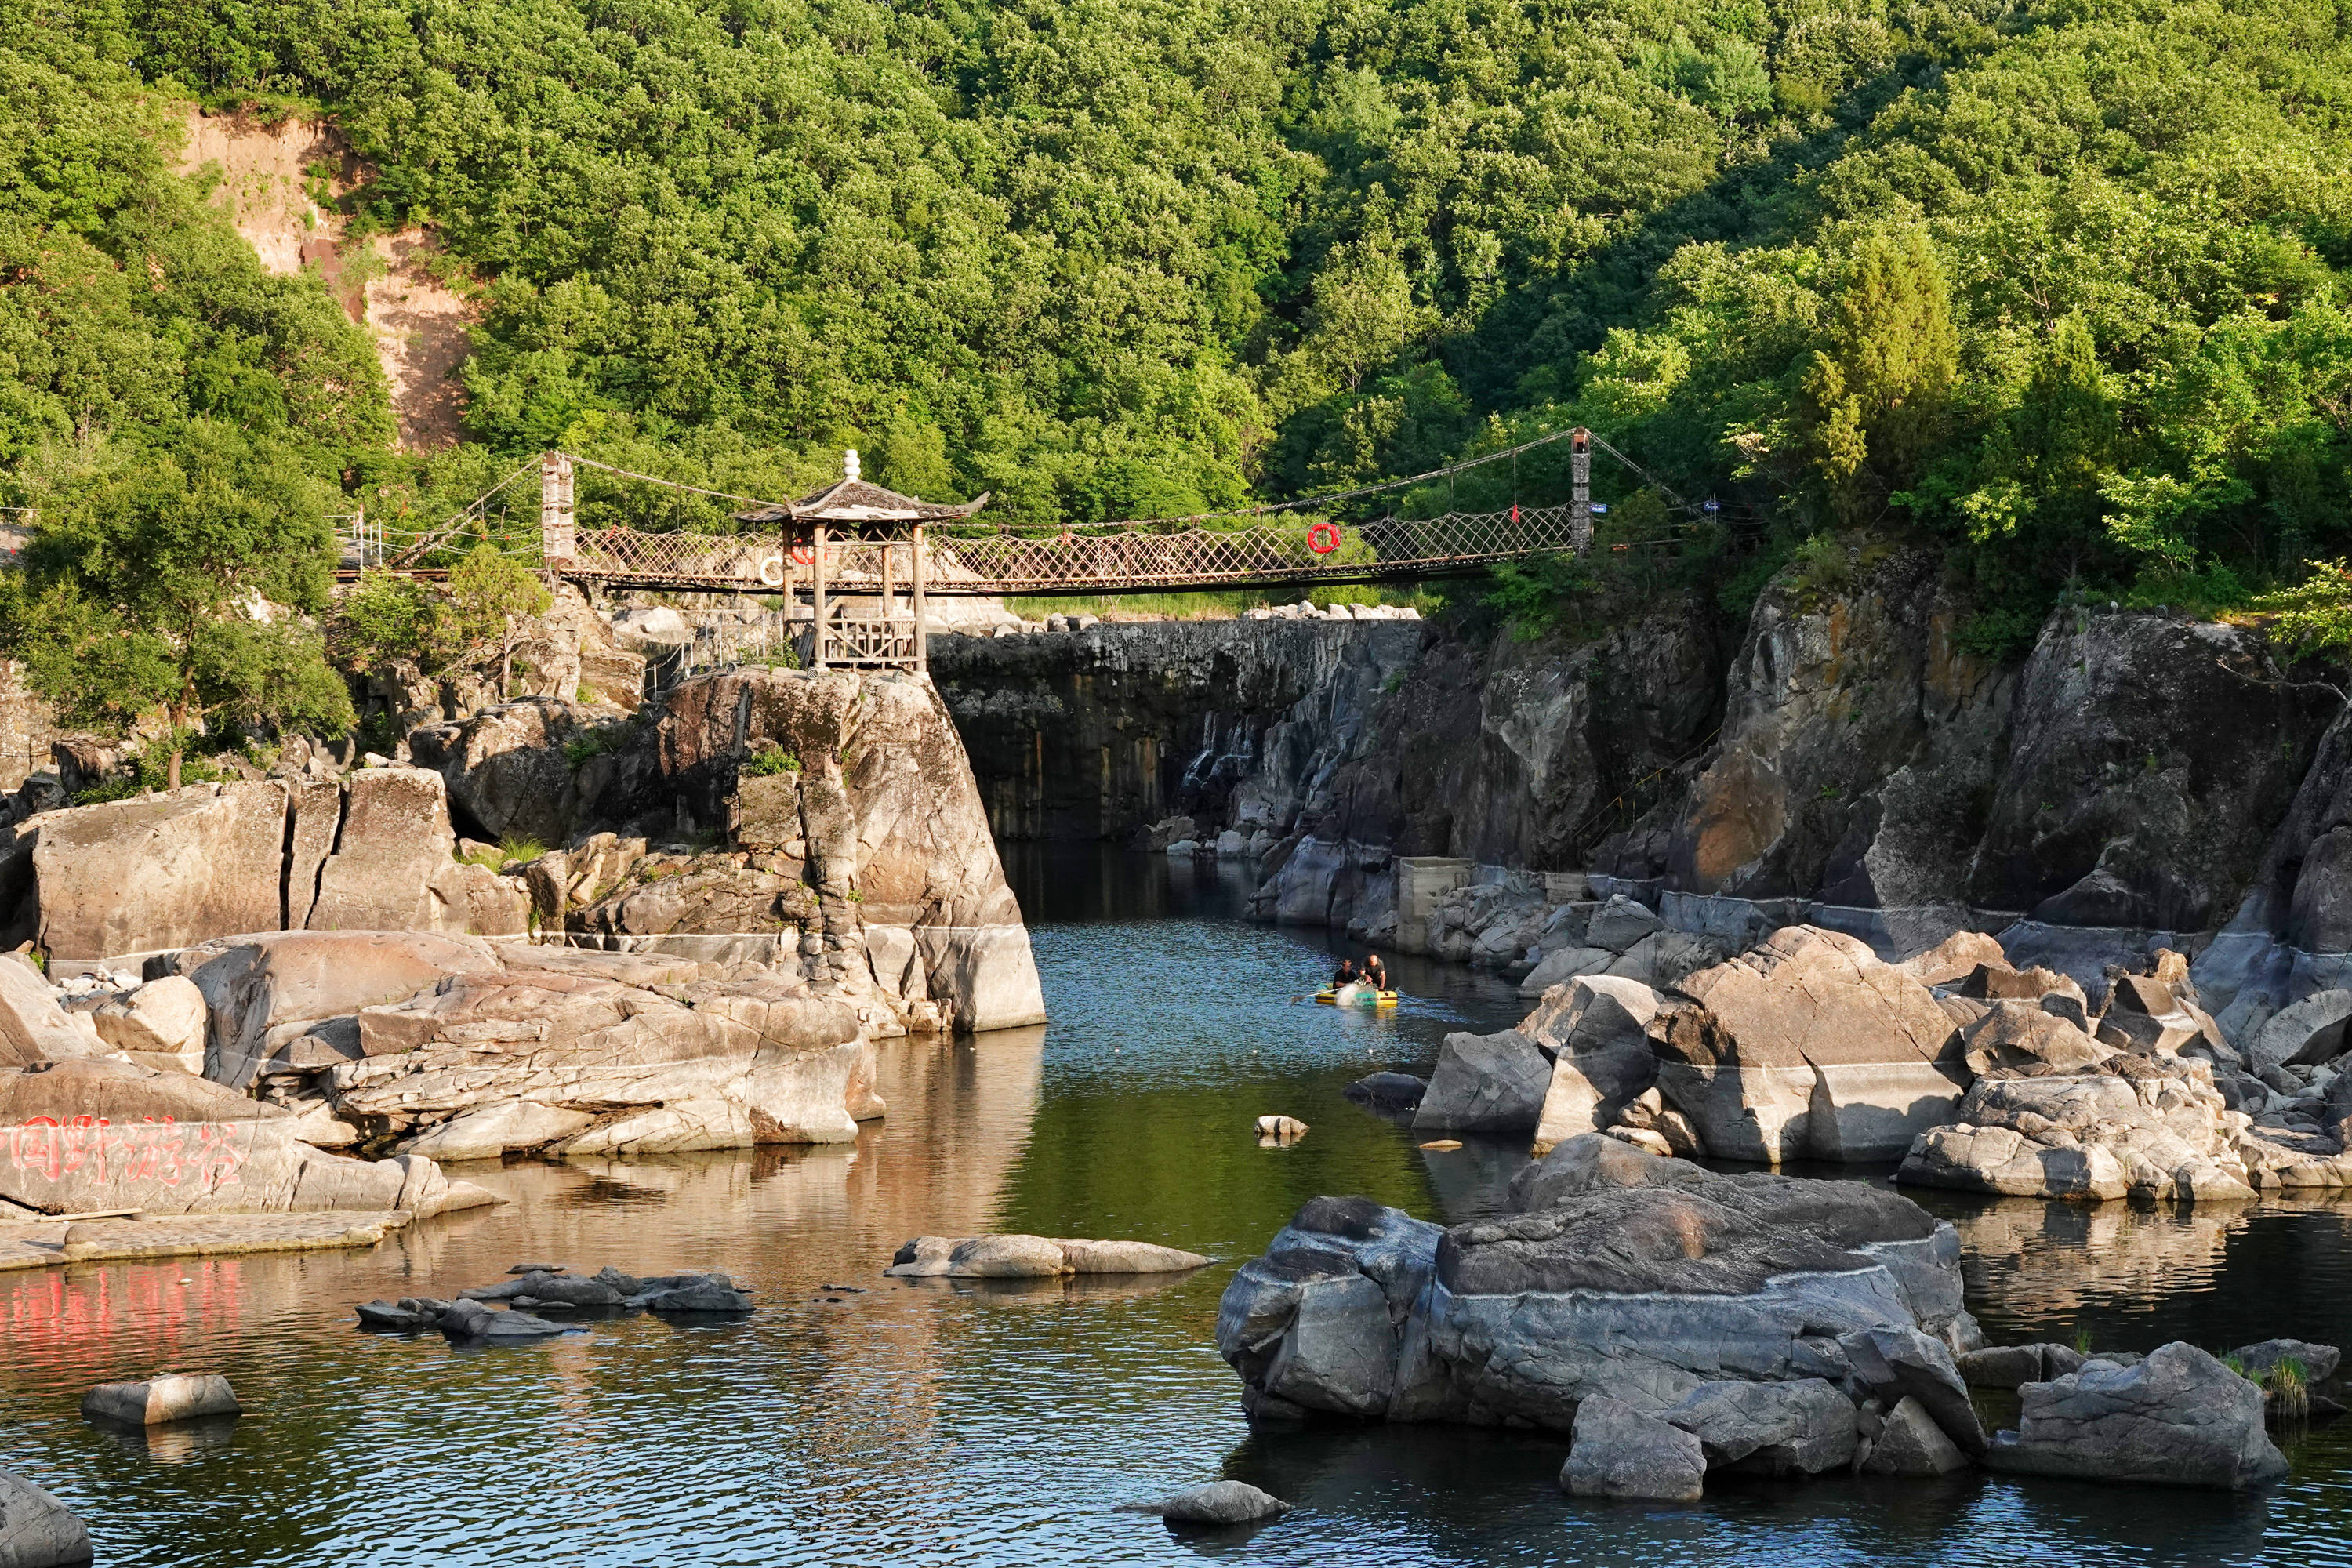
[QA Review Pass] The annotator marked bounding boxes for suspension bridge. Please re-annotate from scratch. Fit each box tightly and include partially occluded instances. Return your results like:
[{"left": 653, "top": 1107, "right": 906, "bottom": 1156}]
[{"left": 338, "top": 426, "right": 1724, "bottom": 668}]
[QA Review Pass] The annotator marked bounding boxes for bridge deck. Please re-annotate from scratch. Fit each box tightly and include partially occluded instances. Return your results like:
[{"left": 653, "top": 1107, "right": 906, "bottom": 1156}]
[{"left": 527, "top": 502, "right": 1587, "bottom": 596}]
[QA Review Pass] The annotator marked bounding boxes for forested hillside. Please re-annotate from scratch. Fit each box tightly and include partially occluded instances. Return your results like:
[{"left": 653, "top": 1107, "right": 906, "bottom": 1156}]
[{"left": 8, "top": 0, "right": 2352, "bottom": 634}]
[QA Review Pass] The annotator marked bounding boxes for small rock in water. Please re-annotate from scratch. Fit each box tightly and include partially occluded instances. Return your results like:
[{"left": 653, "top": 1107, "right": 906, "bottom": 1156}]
[
  {"left": 508, "top": 1261, "right": 569, "bottom": 1276},
  {"left": 1343, "top": 1073, "right": 1428, "bottom": 1111},
  {"left": 640, "top": 1277, "right": 756, "bottom": 1314},
  {"left": 1417, "top": 1139, "right": 1464, "bottom": 1151},
  {"left": 439, "top": 1298, "right": 574, "bottom": 1342},
  {"left": 355, "top": 1298, "right": 452, "bottom": 1330},
  {"left": 2227, "top": 1338, "right": 2341, "bottom": 1385},
  {"left": 0, "top": 1468, "right": 91, "bottom": 1567},
  {"left": 81, "top": 1374, "right": 241, "bottom": 1427},
  {"left": 821, "top": 1283, "right": 867, "bottom": 1294},
  {"left": 1255, "top": 1115, "right": 1308, "bottom": 1144},
  {"left": 1116, "top": 1479, "right": 1290, "bottom": 1525}
]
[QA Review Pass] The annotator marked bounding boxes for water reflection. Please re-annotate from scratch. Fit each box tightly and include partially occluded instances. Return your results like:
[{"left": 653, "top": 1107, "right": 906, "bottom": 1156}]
[{"left": 0, "top": 848, "right": 2345, "bottom": 1566}]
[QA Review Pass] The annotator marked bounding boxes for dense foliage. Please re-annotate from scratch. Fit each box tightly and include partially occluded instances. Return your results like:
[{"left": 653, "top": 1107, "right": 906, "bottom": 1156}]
[{"left": 2, "top": 0, "right": 2349, "bottom": 664}]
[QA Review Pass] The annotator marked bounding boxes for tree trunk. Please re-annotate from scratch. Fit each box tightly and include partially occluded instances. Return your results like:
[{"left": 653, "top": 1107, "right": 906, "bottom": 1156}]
[
  {"left": 167, "top": 747, "right": 181, "bottom": 792},
  {"left": 500, "top": 633, "right": 514, "bottom": 695}
]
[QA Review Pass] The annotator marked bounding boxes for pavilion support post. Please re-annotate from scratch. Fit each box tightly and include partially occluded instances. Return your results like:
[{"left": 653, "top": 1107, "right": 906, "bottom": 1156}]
[
  {"left": 880, "top": 538, "right": 895, "bottom": 664},
  {"left": 912, "top": 524, "right": 927, "bottom": 673},
  {"left": 812, "top": 522, "right": 829, "bottom": 670}
]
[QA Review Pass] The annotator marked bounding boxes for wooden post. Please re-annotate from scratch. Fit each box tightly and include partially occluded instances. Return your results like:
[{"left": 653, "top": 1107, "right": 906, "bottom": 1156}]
[
  {"left": 880, "top": 536, "right": 895, "bottom": 665},
  {"left": 539, "top": 452, "right": 575, "bottom": 565},
  {"left": 811, "top": 521, "right": 829, "bottom": 670},
  {"left": 912, "top": 523, "right": 927, "bottom": 673}
]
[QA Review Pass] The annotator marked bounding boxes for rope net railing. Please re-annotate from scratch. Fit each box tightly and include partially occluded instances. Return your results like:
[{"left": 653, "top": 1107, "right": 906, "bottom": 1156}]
[{"left": 560, "top": 501, "right": 1592, "bottom": 594}]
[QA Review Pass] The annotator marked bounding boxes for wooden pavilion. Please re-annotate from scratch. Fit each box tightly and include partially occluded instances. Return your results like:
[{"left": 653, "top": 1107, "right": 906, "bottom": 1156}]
[{"left": 732, "top": 452, "right": 989, "bottom": 671}]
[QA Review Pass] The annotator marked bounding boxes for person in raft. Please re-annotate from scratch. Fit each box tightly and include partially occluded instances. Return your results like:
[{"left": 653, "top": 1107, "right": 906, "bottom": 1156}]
[
  {"left": 1363, "top": 953, "right": 1388, "bottom": 992},
  {"left": 1332, "top": 957, "right": 1360, "bottom": 989}
]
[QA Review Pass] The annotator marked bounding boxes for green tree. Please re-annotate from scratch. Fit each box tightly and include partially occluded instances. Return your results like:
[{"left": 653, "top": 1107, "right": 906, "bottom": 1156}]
[
  {"left": 12, "top": 421, "right": 354, "bottom": 786},
  {"left": 1802, "top": 231, "right": 1959, "bottom": 523},
  {"left": 445, "top": 543, "right": 551, "bottom": 695}
]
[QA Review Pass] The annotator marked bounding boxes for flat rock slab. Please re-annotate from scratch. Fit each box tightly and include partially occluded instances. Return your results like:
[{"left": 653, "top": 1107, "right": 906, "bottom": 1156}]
[
  {"left": 886, "top": 1235, "right": 1212, "bottom": 1279},
  {"left": 0, "top": 1210, "right": 410, "bottom": 1272}
]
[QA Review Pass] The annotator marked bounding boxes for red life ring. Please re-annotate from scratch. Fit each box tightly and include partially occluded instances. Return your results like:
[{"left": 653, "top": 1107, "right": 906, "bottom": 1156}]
[
  {"left": 1307, "top": 522, "right": 1342, "bottom": 555},
  {"left": 789, "top": 543, "right": 815, "bottom": 566}
]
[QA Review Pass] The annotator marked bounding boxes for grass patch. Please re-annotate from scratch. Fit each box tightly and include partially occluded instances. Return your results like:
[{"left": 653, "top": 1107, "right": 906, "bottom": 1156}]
[{"left": 742, "top": 743, "right": 800, "bottom": 777}]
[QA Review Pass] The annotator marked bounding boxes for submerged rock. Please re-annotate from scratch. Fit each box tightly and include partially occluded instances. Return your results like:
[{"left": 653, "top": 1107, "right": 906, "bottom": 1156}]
[
  {"left": 1562, "top": 1396, "right": 1706, "bottom": 1501},
  {"left": 1342, "top": 1073, "right": 1427, "bottom": 1111},
  {"left": 1116, "top": 1480, "right": 1290, "bottom": 1525},
  {"left": 438, "top": 1299, "right": 575, "bottom": 1342},
  {"left": 1985, "top": 1342, "right": 2289, "bottom": 1489}
]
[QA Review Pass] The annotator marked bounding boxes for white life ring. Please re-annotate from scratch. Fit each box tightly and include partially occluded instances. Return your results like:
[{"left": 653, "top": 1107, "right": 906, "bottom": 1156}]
[{"left": 757, "top": 554, "right": 787, "bottom": 587}]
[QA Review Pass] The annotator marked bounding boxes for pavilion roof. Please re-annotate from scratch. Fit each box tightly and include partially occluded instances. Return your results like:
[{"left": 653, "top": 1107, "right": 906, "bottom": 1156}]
[{"left": 733, "top": 476, "right": 989, "bottom": 526}]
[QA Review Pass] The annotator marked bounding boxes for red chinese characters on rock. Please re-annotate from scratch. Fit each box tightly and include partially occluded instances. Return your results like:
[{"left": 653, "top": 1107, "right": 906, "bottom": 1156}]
[{"left": 5, "top": 1116, "right": 248, "bottom": 1196}]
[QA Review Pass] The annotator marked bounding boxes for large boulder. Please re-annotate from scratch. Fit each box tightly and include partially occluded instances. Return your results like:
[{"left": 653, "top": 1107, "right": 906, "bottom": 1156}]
[
  {"left": 1526, "top": 977, "right": 1660, "bottom": 1153},
  {"left": 1216, "top": 1143, "right": 1969, "bottom": 1435},
  {"left": 1651, "top": 926, "right": 1967, "bottom": 1162},
  {"left": 1984, "top": 1342, "right": 2289, "bottom": 1488},
  {"left": 1661, "top": 1378, "right": 1858, "bottom": 1475},
  {"left": 82, "top": 975, "right": 208, "bottom": 1073},
  {"left": 1411, "top": 1029, "right": 1552, "bottom": 1134},
  {"left": 0, "top": 1469, "right": 90, "bottom": 1567},
  {"left": 2247, "top": 989, "right": 2352, "bottom": 1073},
  {"left": 1562, "top": 1396, "right": 1706, "bottom": 1501},
  {"left": 305, "top": 768, "right": 477, "bottom": 935},
  {"left": 33, "top": 782, "right": 288, "bottom": 960},
  {"left": 0, "top": 957, "right": 101, "bottom": 1066}
]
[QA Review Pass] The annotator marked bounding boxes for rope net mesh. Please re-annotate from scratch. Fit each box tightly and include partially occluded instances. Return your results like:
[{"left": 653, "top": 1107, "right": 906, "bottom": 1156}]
[{"left": 557, "top": 502, "right": 1588, "bottom": 593}]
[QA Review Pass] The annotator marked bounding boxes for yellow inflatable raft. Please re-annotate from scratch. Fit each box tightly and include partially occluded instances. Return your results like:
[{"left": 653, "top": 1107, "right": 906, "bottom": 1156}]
[{"left": 1316, "top": 984, "right": 1399, "bottom": 1008}]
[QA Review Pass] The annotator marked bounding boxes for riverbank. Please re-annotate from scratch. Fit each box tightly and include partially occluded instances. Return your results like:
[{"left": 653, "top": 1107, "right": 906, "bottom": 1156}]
[{"left": 1, "top": 848, "right": 2347, "bottom": 1566}]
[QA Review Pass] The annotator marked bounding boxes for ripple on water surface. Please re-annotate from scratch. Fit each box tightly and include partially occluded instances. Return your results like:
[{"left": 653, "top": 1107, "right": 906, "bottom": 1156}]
[{"left": 2, "top": 848, "right": 2349, "bottom": 1565}]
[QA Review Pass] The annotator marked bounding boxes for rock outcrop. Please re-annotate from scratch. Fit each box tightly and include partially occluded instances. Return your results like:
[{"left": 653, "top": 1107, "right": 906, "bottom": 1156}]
[
  {"left": 174, "top": 933, "right": 881, "bottom": 1159},
  {"left": 483, "top": 667, "right": 1049, "bottom": 1035},
  {"left": 1898, "top": 1060, "right": 2256, "bottom": 1202},
  {"left": 16, "top": 771, "right": 523, "bottom": 963},
  {"left": 1215, "top": 1138, "right": 1976, "bottom": 1446},
  {"left": 0, "top": 1055, "right": 493, "bottom": 1218}
]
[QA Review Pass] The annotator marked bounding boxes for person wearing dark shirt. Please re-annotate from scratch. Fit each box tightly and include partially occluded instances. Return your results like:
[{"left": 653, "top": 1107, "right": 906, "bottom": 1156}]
[
  {"left": 1363, "top": 953, "right": 1388, "bottom": 991},
  {"left": 1331, "top": 958, "right": 1358, "bottom": 989}
]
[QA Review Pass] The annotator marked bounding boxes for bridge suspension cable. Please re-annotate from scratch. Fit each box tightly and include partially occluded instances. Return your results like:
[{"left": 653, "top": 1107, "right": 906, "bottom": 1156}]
[{"left": 353, "top": 427, "right": 1722, "bottom": 595}]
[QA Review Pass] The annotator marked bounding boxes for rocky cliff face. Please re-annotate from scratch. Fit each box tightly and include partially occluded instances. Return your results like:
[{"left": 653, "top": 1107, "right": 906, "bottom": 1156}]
[
  {"left": 930, "top": 620, "right": 1422, "bottom": 843},
  {"left": 1040, "top": 556, "right": 2344, "bottom": 1003},
  {"left": 419, "top": 667, "right": 1046, "bottom": 1035}
]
